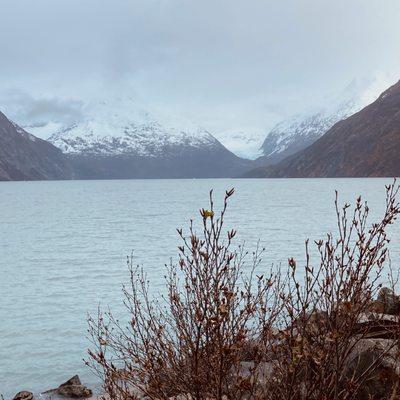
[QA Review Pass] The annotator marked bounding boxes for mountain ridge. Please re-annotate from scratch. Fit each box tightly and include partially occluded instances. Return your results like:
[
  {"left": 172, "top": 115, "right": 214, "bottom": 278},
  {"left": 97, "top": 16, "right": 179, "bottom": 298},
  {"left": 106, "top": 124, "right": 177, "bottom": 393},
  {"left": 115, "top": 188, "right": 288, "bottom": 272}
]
[
  {"left": 45, "top": 101, "right": 254, "bottom": 179},
  {"left": 245, "top": 80, "right": 400, "bottom": 178},
  {"left": 255, "top": 78, "right": 383, "bottom": 167},
  {"left": 0, "top": 111, "right": 72, "bottom": 181}
]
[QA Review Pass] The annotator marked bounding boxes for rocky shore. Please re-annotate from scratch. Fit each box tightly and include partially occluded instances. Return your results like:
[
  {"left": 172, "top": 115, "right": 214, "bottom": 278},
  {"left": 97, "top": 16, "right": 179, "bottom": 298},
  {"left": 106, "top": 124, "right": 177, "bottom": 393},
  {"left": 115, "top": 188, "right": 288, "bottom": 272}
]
[
  {"left": 11, "top": 376, "right": 93, "bottom": 400},
  {"left": 10, "top": 287, "right": 400, "bottom": 400}
]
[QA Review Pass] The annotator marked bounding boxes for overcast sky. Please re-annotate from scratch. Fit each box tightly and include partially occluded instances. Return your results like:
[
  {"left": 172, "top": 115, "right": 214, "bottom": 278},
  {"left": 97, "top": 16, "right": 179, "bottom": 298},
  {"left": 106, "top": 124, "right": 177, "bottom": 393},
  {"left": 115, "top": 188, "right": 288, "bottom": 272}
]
[{"left": 1, "top": 0, "right": 400, "bottom": 136}]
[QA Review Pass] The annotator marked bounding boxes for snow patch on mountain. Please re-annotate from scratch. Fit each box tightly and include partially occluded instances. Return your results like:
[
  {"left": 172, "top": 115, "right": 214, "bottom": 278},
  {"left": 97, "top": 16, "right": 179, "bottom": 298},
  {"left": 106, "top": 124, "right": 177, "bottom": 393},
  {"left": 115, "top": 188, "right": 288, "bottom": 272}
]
[
  {"left": 261, "top": 99, "right": 357, "bottom": 157},
  {"left": 10, "top": 120, "right": 37, "bottom": 142}
]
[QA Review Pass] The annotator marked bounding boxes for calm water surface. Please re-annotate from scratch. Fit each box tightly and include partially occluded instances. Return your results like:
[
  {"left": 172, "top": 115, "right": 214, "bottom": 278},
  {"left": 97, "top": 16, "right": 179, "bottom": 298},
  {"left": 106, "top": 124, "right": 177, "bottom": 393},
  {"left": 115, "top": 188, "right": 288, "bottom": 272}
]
[{"left": 1, "top": 178, "right": 399, "bottom": 397}]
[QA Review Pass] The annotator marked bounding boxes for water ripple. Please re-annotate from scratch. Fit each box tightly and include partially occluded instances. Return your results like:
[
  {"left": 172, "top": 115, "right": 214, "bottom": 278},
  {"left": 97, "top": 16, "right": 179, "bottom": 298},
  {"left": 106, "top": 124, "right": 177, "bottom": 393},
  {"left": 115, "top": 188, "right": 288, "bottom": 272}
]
[{"left": 0, "top": 178, "right": 398, "bottom": 397}]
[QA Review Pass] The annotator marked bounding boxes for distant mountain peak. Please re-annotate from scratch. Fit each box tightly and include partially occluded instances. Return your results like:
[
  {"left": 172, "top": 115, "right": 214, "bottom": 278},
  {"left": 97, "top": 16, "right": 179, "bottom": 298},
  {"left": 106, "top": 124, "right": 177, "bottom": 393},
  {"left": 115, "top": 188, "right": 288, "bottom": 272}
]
[
  {"left": 43, "top": 98, "right": 253, "bottom": 179},
  {"left": 49, "top": 118, "right": 218, "bottom": 157},
  {"left": 257, "top": 77, "right": 386, "bottom": 167},
  {"left": 245, "top": 78, "right": 400, "bottom": 178},
  {"left": 47, "top": 99, "right": 221, "bottom": 157}
]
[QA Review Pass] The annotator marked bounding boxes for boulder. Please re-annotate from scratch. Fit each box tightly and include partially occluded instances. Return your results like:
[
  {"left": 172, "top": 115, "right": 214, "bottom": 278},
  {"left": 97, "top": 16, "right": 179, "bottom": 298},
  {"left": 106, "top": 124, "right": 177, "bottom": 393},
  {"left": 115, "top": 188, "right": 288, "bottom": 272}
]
[
  {"left": 43, "top": 375, "right": 92, "bottom": 399},
  {"left": 377, "top": 287, "right": 400, "bottom": 315},
  {"left": 344, "top": 338, "right": 400, "bottom": 399},
  {"left": 57, "top": 385, "right": 93, "bottom": 398},
  {"left": 354, "top": 313, "right": 399, "bottom": 339},
  {"left": 12, "top": 391, "right": 34, "bottom": 400},
  {"left": 369, "top": 299, "right": 386, "bottom": 314},
  {"left": 59, "top": 375, "right": 82, "bottom": 387}
]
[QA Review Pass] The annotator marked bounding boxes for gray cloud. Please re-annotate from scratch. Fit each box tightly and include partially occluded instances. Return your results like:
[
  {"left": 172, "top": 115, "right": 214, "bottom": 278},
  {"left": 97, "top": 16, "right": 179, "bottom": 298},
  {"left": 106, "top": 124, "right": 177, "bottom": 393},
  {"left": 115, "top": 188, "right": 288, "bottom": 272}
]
[
  {"left": 0, "top": 0, "right": 399, "bottom": 135},
  {"left": 0, "top": 89, "right": 83, "bottom": 128}
]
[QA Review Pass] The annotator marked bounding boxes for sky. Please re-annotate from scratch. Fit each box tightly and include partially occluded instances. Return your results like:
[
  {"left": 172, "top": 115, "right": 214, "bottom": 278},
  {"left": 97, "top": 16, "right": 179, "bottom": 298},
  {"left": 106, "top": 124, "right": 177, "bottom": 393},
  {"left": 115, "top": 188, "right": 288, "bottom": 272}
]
[{"left": 1, "top": 0, "right": 400, "bottom": 140}]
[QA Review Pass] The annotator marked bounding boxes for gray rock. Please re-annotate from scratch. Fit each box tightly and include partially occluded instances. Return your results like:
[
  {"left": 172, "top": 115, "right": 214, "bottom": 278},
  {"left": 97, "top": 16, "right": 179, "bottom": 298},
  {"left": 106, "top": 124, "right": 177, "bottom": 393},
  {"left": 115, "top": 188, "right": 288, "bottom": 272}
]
[
  {"left": 57, "top": 385, "right": 92, "bottom": 398},
  {"left": 12, "top": 391, "right": 34, "bottom": 400},
  {"left": 354, "top": 313, "right": 399, "bottom": 339},
  {"left": 377, "top": 287, "right": 400, "bottom": 315},
  {"left": 43, "top": 375, "right": 92, "bottom": 399},
  {"left": 345, "top": 338, "right": 400, "bottom": 399},
  {"left": 59, "top": 375, "right": 82, "bottom": 388}
]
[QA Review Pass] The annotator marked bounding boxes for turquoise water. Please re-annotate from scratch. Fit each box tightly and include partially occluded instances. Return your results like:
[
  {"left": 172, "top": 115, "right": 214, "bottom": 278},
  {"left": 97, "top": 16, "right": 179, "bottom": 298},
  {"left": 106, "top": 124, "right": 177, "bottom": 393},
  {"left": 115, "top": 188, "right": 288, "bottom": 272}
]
[{"left": 0, "top": 178, "right": 399, "bottom": 398}]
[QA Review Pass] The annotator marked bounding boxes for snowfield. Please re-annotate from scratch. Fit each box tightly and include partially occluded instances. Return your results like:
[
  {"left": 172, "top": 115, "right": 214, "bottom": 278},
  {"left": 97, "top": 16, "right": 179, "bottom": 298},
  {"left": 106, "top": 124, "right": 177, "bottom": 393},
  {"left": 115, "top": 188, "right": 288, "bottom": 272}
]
[{"left": 48, "top": 100, "right": 220, "bottom": 156}]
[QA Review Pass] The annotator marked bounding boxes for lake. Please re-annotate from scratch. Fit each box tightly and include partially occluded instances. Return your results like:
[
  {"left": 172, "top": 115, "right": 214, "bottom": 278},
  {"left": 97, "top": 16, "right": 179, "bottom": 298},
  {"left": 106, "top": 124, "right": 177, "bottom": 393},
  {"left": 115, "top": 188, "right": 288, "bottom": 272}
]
[{"left": 0, "top": 178, "right": 399, "bottom": 397}]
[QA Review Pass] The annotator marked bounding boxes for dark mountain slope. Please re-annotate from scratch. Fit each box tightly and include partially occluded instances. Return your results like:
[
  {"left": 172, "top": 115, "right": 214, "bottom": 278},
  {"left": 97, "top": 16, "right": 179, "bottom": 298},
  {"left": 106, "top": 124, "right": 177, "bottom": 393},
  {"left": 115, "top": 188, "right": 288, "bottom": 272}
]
[
  {"left": 68, "top": 145, "right": 253, "bottom": 179},
  {"left": 0, "top": 111, "right": 72, "bottom": 181},
  {"left": 244, "top": 80, "right": 400, "bottom": 178}
]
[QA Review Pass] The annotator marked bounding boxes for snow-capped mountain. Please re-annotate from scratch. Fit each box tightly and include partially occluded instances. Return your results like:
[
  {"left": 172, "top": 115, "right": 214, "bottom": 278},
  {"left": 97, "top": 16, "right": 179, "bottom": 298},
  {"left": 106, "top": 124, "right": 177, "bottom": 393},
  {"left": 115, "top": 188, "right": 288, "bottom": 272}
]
[
  {"left": 257, "top": 78, "right": 386, "bottom": 166},
  {"left": 259, "top": 100, "right": 357, "bottom": 165},
  {"left": 49, "top": 120, "right": 220, "bottom": 156},
  {"left": 46, "top": 99, "right": 253, "bottom": 179},
  {"left": 48, "top": 100, "right": 220, "bottom": 156},
  {"left": 245, "top": 79, "right": 400, "bottom": 178}
]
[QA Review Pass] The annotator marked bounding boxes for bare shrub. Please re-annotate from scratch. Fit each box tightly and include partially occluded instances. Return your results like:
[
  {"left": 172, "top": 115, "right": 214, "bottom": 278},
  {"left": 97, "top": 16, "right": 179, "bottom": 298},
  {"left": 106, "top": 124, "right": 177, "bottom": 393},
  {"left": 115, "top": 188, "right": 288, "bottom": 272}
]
[
  {"left": 87, "top": 183, "right": 400, "bottom": 400},
  {"left": 259, "top": 183, "right": 400, "bottom": 400}
]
